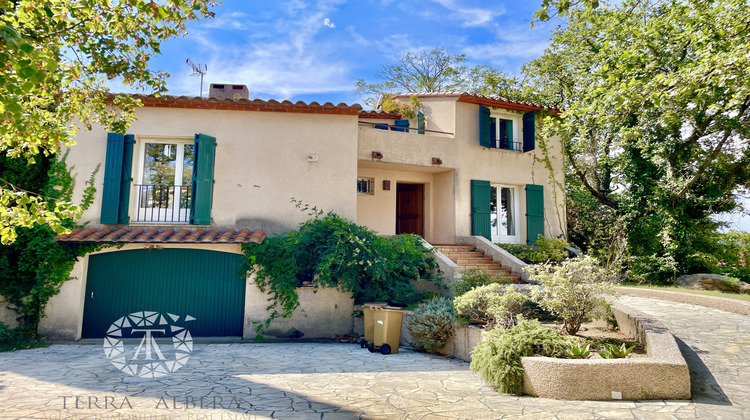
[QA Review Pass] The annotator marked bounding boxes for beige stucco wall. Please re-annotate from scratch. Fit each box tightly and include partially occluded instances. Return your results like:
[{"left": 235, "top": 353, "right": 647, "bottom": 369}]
[
  {"left": 356, "top": 163, "right": 455, "bottom": 243},
  {"left": 408, "top": 97, "right": 457, "bottom": 137},
  {"left": 0, "top": 297, "right": 19, "bottom": 329},
  {"left": 68, "top": 107, "right": 358, "bottom": 235},
  {"left": 453, "top": 101, "right": 566, "bottom": 241},
  {"left": 243, "top": 277, "right": 354, "bottom": 340},
  {"left": 356, "top": 99, "right": 566, "bottom": 245},
  {"left": 39, "top": 244, "right": 355, "bottom": 341}
]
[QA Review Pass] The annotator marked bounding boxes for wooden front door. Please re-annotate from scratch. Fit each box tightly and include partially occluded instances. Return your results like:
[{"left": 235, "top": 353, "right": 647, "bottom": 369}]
[{"left": 396, "top": 183, "right": 424, "bottom": 236}]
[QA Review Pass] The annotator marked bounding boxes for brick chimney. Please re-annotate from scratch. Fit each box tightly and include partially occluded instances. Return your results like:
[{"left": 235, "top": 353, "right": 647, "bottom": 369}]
[{"left": 208, "top": 83, "right": 249, "bottom": 100}]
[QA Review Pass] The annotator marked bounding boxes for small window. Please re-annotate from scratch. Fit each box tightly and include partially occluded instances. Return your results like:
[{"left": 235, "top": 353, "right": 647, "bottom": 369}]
[
  {"left": 490, "top": 117, "right": 520, "bottom": 151},
  {"left": 135, "top": 138, "right": 195, "bottom": 223},
  {"left": 357, "top": 177, "right": 374, "bottom": 195}
]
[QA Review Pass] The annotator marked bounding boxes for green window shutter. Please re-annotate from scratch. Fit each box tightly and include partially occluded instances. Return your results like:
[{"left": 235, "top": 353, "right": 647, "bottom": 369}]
[
  {"left": 417, "top": 111, "right": 425, "bottom": 134},
  {"left": 525, "top": 184, "right": 544, "bottom": 245},
  {"left": 116, "top": 135, "right": 135, "bottom": 224},
  {"left": 471, "top": 180, "right": 491, "bottom": 240},
  {"left": 191, "top": 133, "right": 216, "bottom": 225},
  {"left": 490, "top": 117, "right": 497, "bottom": 148},
  {"left": 522, "top": 111, "right": 535, "bottom": 152},
  {"left": 506, "top": 120, "right": 514, "bottom": 149},
  {"left": 479, "top": 105, "right": 491, "bottom": 148},
  {"left": 100, "top": 133, "right": 125, "bottom": 224}
]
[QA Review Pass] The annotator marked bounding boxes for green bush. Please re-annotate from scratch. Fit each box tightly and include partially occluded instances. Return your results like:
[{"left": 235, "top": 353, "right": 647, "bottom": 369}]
[
  {"left": 470, "top": 319, "right": 568, "bottom": 395},
  {"left": 450, "top": 267, "right": 509, "bottom": 297},
  {"left": 242, "top": 203, "right": 437, "bottom": 334},
  {"left": 0, "top": 323, "right": 46, "bottom": 352},
  {"left": 498, "top": 235, "right": 568, "bottom": 264},
  {"left": 713, "top": 231, "right": 750, "bottom": 283},
  {"left": 526, "top": 256, "right": 616, "bottom": 335},
  {"left": 453, "top": 284, "right": 527, "bottom": 329},
  {"left": 408, "top": 297, "right": 456, "bottom": 353}
]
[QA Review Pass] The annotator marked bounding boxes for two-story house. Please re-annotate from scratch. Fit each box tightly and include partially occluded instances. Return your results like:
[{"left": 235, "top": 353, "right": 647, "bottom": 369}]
[{"left": 38, "top": 85, "right": 565, "bottom": 341}]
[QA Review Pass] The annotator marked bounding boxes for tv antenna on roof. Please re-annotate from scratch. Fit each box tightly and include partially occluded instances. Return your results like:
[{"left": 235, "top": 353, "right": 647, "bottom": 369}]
[{"left": 186, "top": 58, "right": 208, "bottom": 97}]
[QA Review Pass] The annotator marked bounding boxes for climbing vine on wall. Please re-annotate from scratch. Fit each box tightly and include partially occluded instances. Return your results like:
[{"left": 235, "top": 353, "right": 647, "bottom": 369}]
[
  {"left": 241, "top": 199, "right": 438, "bottom": 336},
  {"left": 0, "top": 151, "right": 101, "bottom": 334}
]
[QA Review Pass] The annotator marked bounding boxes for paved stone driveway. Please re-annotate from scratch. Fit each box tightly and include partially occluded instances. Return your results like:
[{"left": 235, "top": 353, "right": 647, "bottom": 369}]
[{"left": 0, "top": 296, "right": 748, "bottom": 419}]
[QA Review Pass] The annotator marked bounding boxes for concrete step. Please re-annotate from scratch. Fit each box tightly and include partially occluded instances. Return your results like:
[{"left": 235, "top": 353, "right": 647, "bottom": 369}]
[
  {"left": 434, "top": 243, "right": 527, "bottom": 284},
  {"left": 434, "top": 244, "right": 476, "bottom": 252},
  {"left": 455, "top": 257, "right": 495, "bottom": 265}
]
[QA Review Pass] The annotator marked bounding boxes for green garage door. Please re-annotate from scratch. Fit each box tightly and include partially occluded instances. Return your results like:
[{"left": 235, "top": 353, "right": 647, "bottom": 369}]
[{"left": 82, "top": 249, "right": 245, "bottom": 338}]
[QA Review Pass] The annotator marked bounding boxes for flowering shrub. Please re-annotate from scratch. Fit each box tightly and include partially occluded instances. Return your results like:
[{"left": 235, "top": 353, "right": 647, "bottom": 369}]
[{"left": 525, "top": 256, "right": 616, "bottom": 335}]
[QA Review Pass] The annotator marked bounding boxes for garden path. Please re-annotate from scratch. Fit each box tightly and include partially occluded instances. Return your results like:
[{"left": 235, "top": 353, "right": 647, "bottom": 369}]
[{"left": 0, "top": 295, "right": 747, "bottom": 419}]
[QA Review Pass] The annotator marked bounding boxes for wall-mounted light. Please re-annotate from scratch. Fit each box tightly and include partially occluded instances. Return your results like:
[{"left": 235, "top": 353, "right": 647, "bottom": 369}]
[
  {"left": 432, "top": 157, "right": 443, "bottom": 166},
  {"left": 307, "top": 154, "right": 319, "bottom": 162},
  {"left": 372, "top": 151, "right": 383, "bottom": 161}
]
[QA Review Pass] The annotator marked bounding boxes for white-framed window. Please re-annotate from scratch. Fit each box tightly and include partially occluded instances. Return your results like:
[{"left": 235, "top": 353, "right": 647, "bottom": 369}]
[
  {"left": 489, "top": 112, "right": 522, "bottom": 151},
  {"left": 490, "top": 184, "right": 520, "bottom": 243},
  {"left": 357, "top": 177, "right": 375, "bottom": 195},
  {"left": 133, "top": 136, "right": 194, "bottom": 223}
]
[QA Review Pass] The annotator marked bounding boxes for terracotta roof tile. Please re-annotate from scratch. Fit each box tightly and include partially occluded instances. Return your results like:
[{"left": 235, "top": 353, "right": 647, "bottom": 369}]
[
  {"left": 90, "top": 228, "right": 113, "bottom": 241},
  {"left": 140, "top": 229, "right": 160, "bottom": 241},
  {"left": 55, "top": 227, "right": 266, "bottom": 245},
  {"left": 358, "top": 110, "right": 402, "bottom": 119},
  {"left": 121, "top": 228, "right": 144, "bottom": 241},
  {"left": 102, "top": 228, "right": 129, "bottom": 241},
  {"left": 389, "top": 92, "right": 562, "bottom": 113},
  {"left": 167, "top": 229, "right": 191, "bottom": 242},
  {"left": 109, "top": 93, "right": 362, "bottom": 115}
]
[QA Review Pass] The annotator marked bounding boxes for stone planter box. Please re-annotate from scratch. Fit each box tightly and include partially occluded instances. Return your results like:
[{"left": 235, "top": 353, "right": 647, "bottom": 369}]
[
  {"left": 521, "top": 302, "right": 691, "bottom": 400},
  {"left": 400, "top": 302, "right": 691, "bottom": 401},
  {"left": 399, "top": 313, "right": 485, "bottom": 362}
]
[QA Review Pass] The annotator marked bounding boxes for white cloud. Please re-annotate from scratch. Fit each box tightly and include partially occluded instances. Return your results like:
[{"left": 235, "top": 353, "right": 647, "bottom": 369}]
[
  {"left": 463, "top": 41, "right": 549, "bottom": 63},
  {"left": 201, "top": 12, "right": 251, "bottom": 30},
  {"left": 167, "top": 0, "right": 354, "bottom": 99},
  {"left": 461, "top": 21, "right": 552, "bottom": 69},
  {"left": 346, "top": 25, "right": 369, "bottom": 46},
  {"left": 426, "top": 0, "right": 505, "bottom": 27}
]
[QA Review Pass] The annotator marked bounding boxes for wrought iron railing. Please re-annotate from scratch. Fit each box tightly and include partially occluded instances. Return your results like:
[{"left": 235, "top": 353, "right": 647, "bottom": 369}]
[
  {"left": 496, "top": 140, "right": 522, "bottom": 152},
  {"left": 134, "top": 184, "right": 191, "bottom": 223}
]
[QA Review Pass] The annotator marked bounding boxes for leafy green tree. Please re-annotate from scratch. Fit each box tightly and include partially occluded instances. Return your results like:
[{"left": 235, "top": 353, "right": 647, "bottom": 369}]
[
  {"left": 0, "top": 0, "right": 215, "bottom": 244},
  {"left": 355, "top": 47, "right": 469, "bottom": 101},
  {"left": 526, "top": 0, "right": 750, "bottom": 281},
  {"left": 355, "top": 47, "right": 534, "bottom": 111}
]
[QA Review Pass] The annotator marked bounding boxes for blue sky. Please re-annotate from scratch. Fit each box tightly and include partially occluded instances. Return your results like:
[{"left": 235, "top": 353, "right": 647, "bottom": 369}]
[
  {"left": 134, "top": 0, "right": 750, "bottom": 232},
  {"left": 142, "top": 0, "right": 556, "bottom": 106}
]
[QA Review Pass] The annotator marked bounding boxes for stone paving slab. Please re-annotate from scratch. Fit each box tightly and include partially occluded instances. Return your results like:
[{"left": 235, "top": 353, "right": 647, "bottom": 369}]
[{"left": 0, "top": 296, "right": 748, "bottom": 419}]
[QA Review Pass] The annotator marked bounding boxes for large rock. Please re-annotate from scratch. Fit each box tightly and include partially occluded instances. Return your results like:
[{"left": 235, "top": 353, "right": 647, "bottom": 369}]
[{"left": 675, "top": 273, "right": 750, "bottom": 295}]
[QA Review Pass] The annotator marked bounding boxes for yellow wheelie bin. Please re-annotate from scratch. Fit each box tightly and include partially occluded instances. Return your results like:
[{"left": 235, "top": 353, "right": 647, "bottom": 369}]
[
  {"left": 369, "top": 306, "right": 408, "bottom": 354},
  {"left": 360, "top": 302, "right": 387, "bottom": 348}
]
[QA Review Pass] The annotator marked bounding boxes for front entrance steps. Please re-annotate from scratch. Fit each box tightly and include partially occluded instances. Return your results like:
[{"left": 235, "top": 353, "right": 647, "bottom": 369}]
[{"left": 433, "top": 244, "right": 525, "bottom": 284}]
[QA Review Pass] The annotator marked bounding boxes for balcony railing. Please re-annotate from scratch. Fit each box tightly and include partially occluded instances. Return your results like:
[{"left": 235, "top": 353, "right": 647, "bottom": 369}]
[
  {"left": 495, "top": 140, "right": 522, "bottom": 152},
  {"left": 134, "top": 184, "right": 191, "bottom": 223},
  {"left": 358, "top": 121, "right": 454, "bottom": 136}
]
